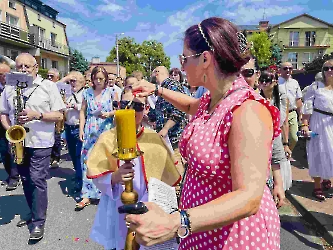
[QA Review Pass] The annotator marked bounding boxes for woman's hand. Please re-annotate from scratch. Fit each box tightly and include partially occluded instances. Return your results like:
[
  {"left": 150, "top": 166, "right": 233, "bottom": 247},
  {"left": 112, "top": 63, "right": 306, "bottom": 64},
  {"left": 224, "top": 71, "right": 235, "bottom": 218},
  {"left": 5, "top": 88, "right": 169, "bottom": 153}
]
[
  {"left": 98, "top": 111, "right": 115, "bottom": 119},
  {"left": 284, "top": 145, "right": 292, "bottom": 159},
  {"left": 127, "top": 202, "right": 179, "bottom": 246},
  {"left": 132, "top": 81, "right": 156, "bottom": 97},
  {"left": 79, "top": 130, "right": 84, "bottom": 142},
  {"left": 272, "top": 184, "right": 286, "bottom": 208}
]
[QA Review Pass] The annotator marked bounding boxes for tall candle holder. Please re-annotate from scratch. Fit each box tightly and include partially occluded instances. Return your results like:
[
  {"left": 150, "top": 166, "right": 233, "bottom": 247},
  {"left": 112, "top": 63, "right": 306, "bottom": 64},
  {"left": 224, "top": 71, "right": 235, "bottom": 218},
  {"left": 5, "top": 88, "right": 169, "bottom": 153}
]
[{"left": 113, "top": 109, "right": 143, "bottom": 250}]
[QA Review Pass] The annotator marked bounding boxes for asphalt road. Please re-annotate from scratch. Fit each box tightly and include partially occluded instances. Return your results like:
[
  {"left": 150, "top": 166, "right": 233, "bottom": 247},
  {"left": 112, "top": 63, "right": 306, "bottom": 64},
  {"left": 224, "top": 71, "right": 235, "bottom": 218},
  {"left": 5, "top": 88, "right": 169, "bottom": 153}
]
[{"left": 0, "top": 149, "right": 327, "bottom": 249}]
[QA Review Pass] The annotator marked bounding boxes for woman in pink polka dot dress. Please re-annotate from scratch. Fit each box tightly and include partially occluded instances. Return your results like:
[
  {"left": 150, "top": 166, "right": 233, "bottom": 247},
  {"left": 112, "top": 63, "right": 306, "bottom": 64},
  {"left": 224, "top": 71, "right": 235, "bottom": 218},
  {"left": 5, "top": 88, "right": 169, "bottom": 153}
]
[{"left": 127, "top": 17, "right": 281, "bottom": 250}]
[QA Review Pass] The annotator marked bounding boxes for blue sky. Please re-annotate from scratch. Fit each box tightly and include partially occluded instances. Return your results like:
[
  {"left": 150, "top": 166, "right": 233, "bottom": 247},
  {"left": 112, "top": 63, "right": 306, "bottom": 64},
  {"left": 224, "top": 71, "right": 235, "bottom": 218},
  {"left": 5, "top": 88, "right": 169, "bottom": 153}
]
[{"left": 44, "top": 0, "right": 333, "bottom": 69}]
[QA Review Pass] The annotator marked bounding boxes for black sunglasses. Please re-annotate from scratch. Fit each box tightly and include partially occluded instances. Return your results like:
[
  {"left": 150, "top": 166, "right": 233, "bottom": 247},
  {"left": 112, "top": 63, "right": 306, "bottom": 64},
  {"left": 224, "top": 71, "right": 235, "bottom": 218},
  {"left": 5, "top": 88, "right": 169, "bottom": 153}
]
[
  {"left": 119, "top": 100, "right": 145, "bottom": 112},
  {"left": 241, "top": 69, "right": 255, "bottom": 78},
  {"left": 323, "top": 66, "right": 333, "bottom": 71},
  {"left": 283, "top": 67, "right": 293, "bottom": 71},
  {"left": 47, "top": 74, "right": 54, "bottom": 78}
]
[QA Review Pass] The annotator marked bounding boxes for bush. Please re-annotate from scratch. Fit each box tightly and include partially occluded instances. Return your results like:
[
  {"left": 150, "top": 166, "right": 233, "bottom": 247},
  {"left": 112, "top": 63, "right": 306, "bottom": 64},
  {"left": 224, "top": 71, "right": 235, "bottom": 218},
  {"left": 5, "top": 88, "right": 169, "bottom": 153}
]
[{"left": 38, "top": 68, "right": 48, "bottom": 79}]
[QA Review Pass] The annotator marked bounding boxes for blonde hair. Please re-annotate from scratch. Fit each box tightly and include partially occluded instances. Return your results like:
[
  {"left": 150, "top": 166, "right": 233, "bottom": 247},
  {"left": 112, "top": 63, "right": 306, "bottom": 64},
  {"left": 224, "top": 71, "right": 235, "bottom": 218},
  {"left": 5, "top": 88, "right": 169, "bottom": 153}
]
[{"left": 69, "top": 71, "right": 85, "bottom": 86}]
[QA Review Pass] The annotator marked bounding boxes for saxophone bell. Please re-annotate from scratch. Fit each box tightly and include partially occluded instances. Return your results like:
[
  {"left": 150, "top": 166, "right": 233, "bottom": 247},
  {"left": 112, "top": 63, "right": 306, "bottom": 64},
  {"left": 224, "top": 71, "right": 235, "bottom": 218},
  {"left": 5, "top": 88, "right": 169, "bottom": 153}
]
[{"left": 6, "top": 125, "right": 26, "bottom": 165}]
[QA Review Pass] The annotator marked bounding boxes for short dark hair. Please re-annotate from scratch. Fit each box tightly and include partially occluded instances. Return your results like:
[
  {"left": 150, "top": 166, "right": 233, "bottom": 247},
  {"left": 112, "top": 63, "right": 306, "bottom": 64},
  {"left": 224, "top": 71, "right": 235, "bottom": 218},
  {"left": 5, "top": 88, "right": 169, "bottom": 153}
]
[
  {"left": 169, "top": 68, "right": 183, "bottom": 83},
  {"left": 184, "top": 17, "right": 249, "bottom": 75},
  {"left": 91, "top": 66, "right": 109, "bottom": 89}
]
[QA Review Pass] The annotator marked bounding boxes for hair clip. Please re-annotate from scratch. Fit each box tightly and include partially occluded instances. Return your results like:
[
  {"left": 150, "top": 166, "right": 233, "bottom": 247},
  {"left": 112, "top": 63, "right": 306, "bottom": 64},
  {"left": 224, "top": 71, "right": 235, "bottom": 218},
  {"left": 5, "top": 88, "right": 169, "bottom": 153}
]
[
  {"left": 198, "top": 22, "right": 215, "bottom": 52},
  {"left": 236, "top": 32, "right": 253, "bottom": 58}
]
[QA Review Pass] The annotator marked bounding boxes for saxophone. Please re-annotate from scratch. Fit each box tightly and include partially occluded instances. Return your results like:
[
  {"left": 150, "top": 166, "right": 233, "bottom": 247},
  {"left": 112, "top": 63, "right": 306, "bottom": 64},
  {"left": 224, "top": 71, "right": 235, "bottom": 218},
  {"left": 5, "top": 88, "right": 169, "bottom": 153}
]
[
  {"left": 6, "top": 86, "right": 27, "bottom": 165},
  {"left": 55, "top": 89, "right": 66, "bottom": 133}
]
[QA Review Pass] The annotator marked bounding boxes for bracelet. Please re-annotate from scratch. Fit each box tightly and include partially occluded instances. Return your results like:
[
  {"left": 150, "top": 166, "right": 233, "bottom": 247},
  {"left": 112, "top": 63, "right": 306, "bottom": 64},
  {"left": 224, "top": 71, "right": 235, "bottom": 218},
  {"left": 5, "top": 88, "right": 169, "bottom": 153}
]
[
  {"left": 283, "top": 142, "right": 289, "bottom": 146},
  {"left": 184, "top": 210, "right": 192, "bottom": 235}
]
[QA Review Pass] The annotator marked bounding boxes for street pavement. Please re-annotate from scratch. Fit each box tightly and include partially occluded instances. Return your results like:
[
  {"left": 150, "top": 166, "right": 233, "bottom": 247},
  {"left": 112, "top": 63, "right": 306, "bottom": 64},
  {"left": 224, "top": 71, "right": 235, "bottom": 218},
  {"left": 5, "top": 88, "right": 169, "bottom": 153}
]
[{"left": 0, "top": 148, "right": 330, "bottom": 249}]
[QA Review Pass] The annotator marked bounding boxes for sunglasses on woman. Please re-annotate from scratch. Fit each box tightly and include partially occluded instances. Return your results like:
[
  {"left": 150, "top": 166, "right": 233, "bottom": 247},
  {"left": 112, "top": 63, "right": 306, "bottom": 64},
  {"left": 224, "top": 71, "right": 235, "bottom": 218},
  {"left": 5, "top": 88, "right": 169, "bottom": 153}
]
[
  {"left": 119, "top": 100, "right": 145, "bottom": 112},
  {"left": 323, "top": 66, "right": 333, "bottom": 71},
  {"left": 241, "top": 69, "right": 255, "bottom": 78}
]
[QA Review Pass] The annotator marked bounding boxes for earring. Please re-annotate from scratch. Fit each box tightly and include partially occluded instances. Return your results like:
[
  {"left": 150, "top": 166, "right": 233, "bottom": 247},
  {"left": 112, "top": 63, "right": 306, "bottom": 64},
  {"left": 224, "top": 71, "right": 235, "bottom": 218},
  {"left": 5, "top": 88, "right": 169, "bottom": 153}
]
[{"left": 203, "top": 74, "right": 207, "bottom": 83}]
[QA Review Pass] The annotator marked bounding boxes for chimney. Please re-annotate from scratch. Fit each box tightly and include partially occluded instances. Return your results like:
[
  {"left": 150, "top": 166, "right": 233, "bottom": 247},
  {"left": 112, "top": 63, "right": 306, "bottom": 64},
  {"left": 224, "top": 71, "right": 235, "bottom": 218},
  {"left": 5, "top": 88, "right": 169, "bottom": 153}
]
[
  {"left": 259, "top": 20, "right": 269, "bottom": 30},
  {"left": 91, "top": 57, "right": 100, "bottom": 64}
]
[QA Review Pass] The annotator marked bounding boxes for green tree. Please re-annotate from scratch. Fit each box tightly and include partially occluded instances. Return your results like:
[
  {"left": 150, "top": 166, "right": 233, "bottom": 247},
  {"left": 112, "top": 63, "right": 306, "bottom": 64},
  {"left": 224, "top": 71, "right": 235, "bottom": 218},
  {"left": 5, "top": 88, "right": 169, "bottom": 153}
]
[
  {"left": 305, "top": 52, "right": 333, "bottom": 72},
  {"left": 106, "top": 37, "right": 171, "bottom": 77},
  {"left": 270, "top": 44, "right": 283, "bottom": 66},
  {"left": 69, "top": 49, "right": 89, "bottom": 74},
  {"left": 139, "top": 40, "right": 170, "bottom": 76},
  {"left": 106, "top": 37, "right": 144, "bottom": 75},
  {"left": 248, "top": 32, "right": 272, "bottom": 68}
]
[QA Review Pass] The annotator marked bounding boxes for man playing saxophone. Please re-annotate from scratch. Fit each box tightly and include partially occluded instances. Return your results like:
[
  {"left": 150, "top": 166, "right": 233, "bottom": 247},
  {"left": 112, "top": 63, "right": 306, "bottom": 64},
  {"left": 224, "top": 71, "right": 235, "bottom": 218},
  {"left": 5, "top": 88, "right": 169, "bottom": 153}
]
[{"left": 0, "top": 53, "right": 66, "bottom": 242}]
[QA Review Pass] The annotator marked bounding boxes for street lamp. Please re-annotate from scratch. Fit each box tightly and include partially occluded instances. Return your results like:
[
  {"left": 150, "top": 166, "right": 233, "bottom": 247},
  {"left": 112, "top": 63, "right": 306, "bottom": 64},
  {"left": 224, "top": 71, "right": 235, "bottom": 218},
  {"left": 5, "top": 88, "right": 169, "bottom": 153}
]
[{"left": 115, "top": 32, "right": 124, "bottom": 77}]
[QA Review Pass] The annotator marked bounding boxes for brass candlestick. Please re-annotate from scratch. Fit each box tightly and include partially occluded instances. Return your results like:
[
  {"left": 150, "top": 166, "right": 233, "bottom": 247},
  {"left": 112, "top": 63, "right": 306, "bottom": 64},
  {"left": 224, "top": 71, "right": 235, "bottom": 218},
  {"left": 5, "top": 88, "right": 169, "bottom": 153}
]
[{"left": 113, "top": 109, "right": 143, "bottom": 250}]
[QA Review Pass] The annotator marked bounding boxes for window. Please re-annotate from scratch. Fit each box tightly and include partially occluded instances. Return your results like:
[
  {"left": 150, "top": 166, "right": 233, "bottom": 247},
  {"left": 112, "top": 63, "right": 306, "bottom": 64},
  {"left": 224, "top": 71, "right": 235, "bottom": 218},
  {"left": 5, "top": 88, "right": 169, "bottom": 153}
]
[
  {"left": 288, "top": 52, "right": 298, "bottom": 69},
  {"left": 305, "top": 31, "right": 316, "bottom": 46},
  {"left": 6, "top": 13, "right": 19, "bottom": 27},
  {"left": 9, "top": 1, "right": 16, "bottom": 9},
  {"left": 36, "top": 26, "right": 45, "bottom": 47},
  {"left": 31, "top": 4, "right": 37, "bottom": 10},
  {"left": 52, "top": 61, "right": 58, "bottom": 69},
  {"left": 50, "top": 33, "right": 57, "bottom": 47},
  {"left": 38, "top": 14, "right": 41, "bottom": 21},
  {"left": 8, "top": 49, "right": 19, "bottom": 61},
  {"left": 41, "top": 58, "right": 47, "bottom": 69},
  {"left": 303, "top": 52, "right": 315, "bottom": 64},
  {"left": 289, "top": 31, "right": 299, "bottom": 46}
]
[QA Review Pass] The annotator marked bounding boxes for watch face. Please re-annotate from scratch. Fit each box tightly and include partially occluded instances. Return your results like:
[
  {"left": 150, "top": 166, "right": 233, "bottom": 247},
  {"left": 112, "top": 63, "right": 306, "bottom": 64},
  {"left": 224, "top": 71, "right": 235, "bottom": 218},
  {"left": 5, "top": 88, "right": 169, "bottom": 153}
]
[{"left": 177, "top": 225, "right": 189, "bottom": 239}]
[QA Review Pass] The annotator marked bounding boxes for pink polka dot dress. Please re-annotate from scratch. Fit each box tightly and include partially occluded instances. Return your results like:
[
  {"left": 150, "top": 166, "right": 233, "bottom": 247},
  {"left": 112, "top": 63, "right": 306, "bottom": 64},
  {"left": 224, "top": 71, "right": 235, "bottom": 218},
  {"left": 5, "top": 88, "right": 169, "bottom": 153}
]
[{"left": 178, "top": 77, "right": 281, "bottom": 250}]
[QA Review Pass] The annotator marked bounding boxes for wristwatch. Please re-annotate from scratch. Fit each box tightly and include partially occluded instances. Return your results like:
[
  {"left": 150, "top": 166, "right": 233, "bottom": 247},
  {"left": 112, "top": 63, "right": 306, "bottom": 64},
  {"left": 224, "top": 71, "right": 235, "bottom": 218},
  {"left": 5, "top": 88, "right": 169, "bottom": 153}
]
[
  {"left": 177, "top": 210, "right": 190, "bottom": 239},
  {"left": 38, "top": 113, "right": 43, "bottom": 120}
]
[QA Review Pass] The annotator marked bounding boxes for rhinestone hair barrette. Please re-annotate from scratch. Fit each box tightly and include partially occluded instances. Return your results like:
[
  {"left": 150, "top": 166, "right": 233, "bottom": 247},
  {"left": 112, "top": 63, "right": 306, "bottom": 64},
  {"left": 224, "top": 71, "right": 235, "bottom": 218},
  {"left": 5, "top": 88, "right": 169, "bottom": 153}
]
[
  {"left": 198, "top": 22, "right": 215, "bottom": 52},
  {"left": 236, "top": 31, "right": 253, "bottom": 58}
]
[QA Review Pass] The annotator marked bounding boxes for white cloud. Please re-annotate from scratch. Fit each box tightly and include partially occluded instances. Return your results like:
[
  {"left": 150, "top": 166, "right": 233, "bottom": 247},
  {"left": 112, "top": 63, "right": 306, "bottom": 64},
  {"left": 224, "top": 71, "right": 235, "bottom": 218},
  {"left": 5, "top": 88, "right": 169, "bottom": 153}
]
[
  {"left": 97, "top": 0, "right": 124, "bottom": 12},
  {"left": 222, "top": 4, "right": 305, "bottom": 24},
  {"left": 45, "top": 0, "right": 91, "bottom": 17},
  {"left": 147, "top": 32, "right": 166, "bottom": 41},
  {"left": 135, "top": 22, "right": 152, "bottom": 31},
  {"left": 59, "top": 17, "right": 88, "bottom": 37}
]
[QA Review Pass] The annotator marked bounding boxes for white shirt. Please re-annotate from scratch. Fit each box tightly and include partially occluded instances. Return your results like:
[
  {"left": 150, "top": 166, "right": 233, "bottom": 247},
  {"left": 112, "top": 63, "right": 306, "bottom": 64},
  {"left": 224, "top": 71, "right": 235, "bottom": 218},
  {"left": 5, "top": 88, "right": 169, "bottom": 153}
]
[
  {"left": 110, "top": 85, "right": 122, "bottom": 100},
  {"left": 65, "top": 88, "right": 84, "bottom": 126},
  {"left": 0, "top": 75, "right": 66, "bottom": 148},
  {"left": 278, "top": 77, "right": 302, "bottom": 110}
]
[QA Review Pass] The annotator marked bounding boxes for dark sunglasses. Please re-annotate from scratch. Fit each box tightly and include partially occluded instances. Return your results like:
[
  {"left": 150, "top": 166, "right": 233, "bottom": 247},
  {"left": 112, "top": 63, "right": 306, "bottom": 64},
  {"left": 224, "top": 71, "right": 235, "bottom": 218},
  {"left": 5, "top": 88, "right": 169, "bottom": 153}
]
[
  {"left": 283, "top": 67, "right": 293, "bottom": 71},
  {"left": 259, "top": 77, "right": 273, "bottom": 84},
  {"left": 323, "top": 66, "right": 333, "bottom": 71},
  {"left": 241, "top": 69, "right": 255, "bottom": 78},
  {"left": 119, "top": 100, "right": 145, "bottom": 112},
  {"left": 47, "top": 74, "right": 54, "bottom": 79}
]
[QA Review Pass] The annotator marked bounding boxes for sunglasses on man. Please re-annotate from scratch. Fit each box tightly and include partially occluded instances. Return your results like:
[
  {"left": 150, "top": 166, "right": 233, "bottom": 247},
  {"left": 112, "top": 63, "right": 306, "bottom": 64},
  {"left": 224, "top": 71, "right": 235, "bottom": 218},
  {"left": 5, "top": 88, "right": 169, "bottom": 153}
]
[
  {"left": 282, "top": 67, "right": 293, "bottom": 71},
  {"left": 47, "top": 74, "right": 54, "bottom": 79},
  {"left": 323, "top": 66, "right": 333, "bottom": 71},
  {"left": 116, "top": 100, "right": 145, "bottom": 112},
  {"left": 241, "top": 68, "right": 255, "bottom": 78}
]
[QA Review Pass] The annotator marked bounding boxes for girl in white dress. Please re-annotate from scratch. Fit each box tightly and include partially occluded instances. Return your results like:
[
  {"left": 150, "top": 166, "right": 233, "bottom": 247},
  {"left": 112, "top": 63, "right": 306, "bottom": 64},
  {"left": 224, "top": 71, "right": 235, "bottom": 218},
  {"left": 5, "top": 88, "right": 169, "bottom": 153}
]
[{"left": 301, "top": 59, "right": 333, "bottom": 201}]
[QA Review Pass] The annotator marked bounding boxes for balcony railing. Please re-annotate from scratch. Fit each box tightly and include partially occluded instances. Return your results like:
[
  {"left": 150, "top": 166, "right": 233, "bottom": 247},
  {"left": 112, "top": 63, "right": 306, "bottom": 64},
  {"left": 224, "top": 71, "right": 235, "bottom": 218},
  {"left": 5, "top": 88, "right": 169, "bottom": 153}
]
[
  {"left": 275, "top": 37, "right": 331, "bottom": 48},
  {"left": 0, "top": 21, "right": 30, "bottom": 43},
  {"left": 29, "top": 35, "right": 69, "bottom": 55}
]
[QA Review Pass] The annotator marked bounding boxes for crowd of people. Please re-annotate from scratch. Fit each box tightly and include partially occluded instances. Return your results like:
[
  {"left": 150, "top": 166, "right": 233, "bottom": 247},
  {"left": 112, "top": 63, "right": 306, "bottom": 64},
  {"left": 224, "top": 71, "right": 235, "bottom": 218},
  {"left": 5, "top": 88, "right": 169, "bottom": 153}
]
[{"left": 0, "top": 16, "right": 332, "bottom": 250}]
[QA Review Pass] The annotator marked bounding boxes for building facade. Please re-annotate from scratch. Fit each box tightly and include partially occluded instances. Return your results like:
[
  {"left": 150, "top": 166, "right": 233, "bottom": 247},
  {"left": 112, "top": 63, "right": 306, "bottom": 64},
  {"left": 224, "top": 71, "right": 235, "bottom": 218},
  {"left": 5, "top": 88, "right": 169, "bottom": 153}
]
[
  {"left": 0, "top": 0, "right": 69, "bottom": 76},
  {"left": 89, "top": 57, "right": 126, "bottom": 79},
  {"left": 240, "top": 14, "right": 333, "bottom": 70}
]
